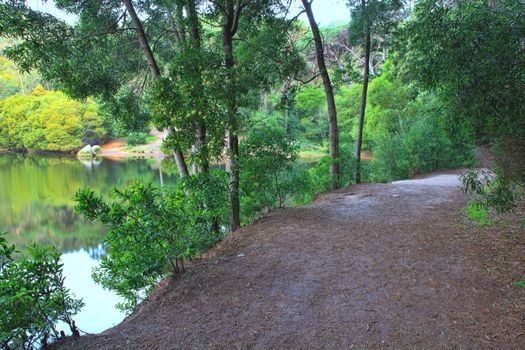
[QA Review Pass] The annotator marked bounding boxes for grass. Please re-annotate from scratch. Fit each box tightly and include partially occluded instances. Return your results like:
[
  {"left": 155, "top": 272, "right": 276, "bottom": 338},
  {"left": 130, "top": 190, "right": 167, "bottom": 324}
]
[
  {"left": 299, "top": 149, "right": 327, "bottom": 160},
  {"left": 513, "top": 280, "right": 525, "bottom": 288},
  {"left": 466, "top": 202, "right": 494, "bottom": 227}
]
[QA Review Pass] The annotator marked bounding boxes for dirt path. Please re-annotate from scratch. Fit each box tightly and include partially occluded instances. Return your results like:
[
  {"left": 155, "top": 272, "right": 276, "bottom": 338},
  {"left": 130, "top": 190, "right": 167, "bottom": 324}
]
[{"left": 55, "top": 171, "right": 525, "bottom": 349}]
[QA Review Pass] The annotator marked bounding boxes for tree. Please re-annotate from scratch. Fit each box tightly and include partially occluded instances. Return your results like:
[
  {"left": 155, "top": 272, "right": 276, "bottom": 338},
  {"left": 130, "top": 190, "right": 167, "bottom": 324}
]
[
  {"left": 348, "top": 0, "right": 403, "bottom": 183},
  {"left": 301, "top": 0, "right": 341, "bottom": 190},
  {"left": 202, "top": 0, "right": 300, "bottom": 231},
  {"left": 122, "top": 0, "right": 189, "bottom": 176},
  {"left": 0, "top": 85, "right": 109, "bottom": 151},
  {"left": 400, "top": 0, "right": 525, "bottom": 208}
]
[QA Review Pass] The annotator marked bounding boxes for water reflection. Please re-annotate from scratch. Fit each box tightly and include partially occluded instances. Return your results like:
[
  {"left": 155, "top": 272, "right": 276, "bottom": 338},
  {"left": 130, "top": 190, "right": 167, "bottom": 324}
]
[
  {"left": 0, "top": 153, "right": 179, "bottom": 333},
  {"left": 60, "top": 248, "right": 126, "bottom": 333}
]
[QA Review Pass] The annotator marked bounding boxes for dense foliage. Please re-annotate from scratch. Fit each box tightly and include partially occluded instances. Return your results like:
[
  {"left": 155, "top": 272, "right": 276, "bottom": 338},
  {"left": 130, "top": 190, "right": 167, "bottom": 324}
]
[
  {"left": 0, "top": 55, "right": 40, "bottom": 99},
  {"left": 0, "top": 85, "right": 109, "bottom": 151},
  {"left": 1, "top": 0, "right": 523, "bottom": 327},
  {"left": 240, "top": 127, "right": 309, "bottom": 221},
  {"left": 401, "top": 0, "right": 525, "bottom": 209},
  {"left": 0, "top": 233, "right": 83, "bottom": 350},
  {"left": 75, "top": 172, "right": 229, "bottom": 312}
]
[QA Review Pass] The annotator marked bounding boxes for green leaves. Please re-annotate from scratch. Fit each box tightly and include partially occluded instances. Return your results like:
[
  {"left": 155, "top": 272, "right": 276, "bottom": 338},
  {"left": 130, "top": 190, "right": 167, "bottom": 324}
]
[
  {"left": 240, "top": 127, "right": 308, "bottom": 221},
  {"left": 0, "top": 86, "right": 109, "bottom": 151},
  {"left": 0, "top": 233, "right": 84, "bottom": 349},
  {"left": 75, "top": 174, "right": 229, "bottom": 313}
]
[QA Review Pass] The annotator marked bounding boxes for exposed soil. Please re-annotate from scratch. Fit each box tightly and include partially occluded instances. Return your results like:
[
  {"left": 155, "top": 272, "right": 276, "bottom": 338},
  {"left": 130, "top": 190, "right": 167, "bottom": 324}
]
[
  {"left": 98, "top": 129, "right": 167, "bottom": 158},
  {"left": 54, "top": 171, "right": 525, "bottom": 349}
]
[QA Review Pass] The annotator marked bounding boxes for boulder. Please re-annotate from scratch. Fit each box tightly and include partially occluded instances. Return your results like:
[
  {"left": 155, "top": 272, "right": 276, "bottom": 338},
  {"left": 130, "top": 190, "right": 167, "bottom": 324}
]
[{"left": 78, "top": 145, "right": 92, "bottom": 155}]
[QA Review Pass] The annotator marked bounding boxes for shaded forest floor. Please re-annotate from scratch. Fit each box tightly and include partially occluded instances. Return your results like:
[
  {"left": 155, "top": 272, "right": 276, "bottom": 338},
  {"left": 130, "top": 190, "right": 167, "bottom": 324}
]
[{"left": 54, "top": 171, "right": 525, "bottom": 349}]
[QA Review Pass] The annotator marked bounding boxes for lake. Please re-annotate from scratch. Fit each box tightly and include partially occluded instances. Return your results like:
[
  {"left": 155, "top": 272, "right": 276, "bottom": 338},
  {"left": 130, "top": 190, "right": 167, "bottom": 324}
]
[{"left": 0, "top": 153, "right": 180, "bottom": 334}]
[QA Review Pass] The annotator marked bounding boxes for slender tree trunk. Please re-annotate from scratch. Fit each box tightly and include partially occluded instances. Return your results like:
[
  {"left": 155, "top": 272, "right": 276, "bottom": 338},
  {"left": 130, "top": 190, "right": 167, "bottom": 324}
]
[
  {"left": 355, "top": 25, "right": 371, "bottom": 184},
  {"left": 281, "top": 78, "right": 292, "bottom": 137},
  {"left": 221, "top": 5, "right": 241, "bottom": 231},
  {"left": 123, "top": 0, "right": 189, "bottom": 177},
  {"left": 185, "top": 0, "right": 209, "bottom": 174},
  {"left": 18, "top": 72, "right": 25, "bottom": 95},
  {"left": 123, "top": 0, "right": 161, "bottom": 78},
  {"left": 170, "top": 0, "right": 186, "bottom": 43},
  {"left": 302, "top": 0, "right": 340, "bottom": 190}
]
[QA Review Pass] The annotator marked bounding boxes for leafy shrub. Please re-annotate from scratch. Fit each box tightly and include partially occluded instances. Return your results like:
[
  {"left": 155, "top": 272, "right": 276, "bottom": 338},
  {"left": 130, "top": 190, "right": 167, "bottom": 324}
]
[
  {"left": 369, "top": 94, "right": 473, "bottom": 182},
  {"left": 74, "top": 172, "right": 229, "bottom": 312},
  {"left": 465, "top": 202, "right": 494, "bottom": 227},
  {"left": 306, "top": 143, "right": 357, "bottom": 194},
  {"left": 240, "top": 128, "right": 306, "bottom": 222},
  {"left": 125, "top": 132, "right": 149, "bottom": 146},
  {"left": 0, "top": 233, "right": 83, "bottom": 350},
  {"left": 461, "top": 169, "right": 519, "bottom": 213},
  {"left": 369, "top": 134, "right": 411, "bottom": 182}
]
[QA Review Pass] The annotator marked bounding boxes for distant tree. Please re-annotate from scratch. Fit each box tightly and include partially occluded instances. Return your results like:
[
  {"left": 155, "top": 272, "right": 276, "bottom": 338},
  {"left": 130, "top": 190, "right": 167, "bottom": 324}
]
[
  {"left": 301, "top": 0, "right": 341, "bottom": 189},
  {"left": 0, "top": 85, "right": 108, "bottom": 151},
  {"left": 348, "top": 0, "right": 403, "bottom": 183}
]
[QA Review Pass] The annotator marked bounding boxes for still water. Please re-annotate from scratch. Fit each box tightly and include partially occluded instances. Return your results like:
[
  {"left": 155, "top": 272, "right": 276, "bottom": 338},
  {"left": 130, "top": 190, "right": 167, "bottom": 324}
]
[{"left": 0, "top": 153, "right": 179, "bottom": 333}]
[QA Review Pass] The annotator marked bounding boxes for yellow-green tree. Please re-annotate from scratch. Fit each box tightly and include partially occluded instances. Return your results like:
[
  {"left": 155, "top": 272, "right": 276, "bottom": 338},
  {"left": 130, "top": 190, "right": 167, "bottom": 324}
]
[{"left": 0, "top": 86, "right": 108, "bottom": 151}]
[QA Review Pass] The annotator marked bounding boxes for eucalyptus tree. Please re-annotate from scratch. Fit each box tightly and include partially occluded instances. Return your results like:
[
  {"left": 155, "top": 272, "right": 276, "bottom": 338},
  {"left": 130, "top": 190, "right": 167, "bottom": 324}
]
[
  {"left": 301, "top": 0, "right": 341, "bottom": 190},
  {"left": 202, "top": 0, "right": 302, "bottom": 230},
  {"left": 348, "top": 0, "right": 403, "bottom": 183}
]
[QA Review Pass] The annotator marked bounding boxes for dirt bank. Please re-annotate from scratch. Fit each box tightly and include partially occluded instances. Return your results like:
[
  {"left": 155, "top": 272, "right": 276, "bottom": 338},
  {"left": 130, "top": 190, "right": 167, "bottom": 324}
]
[
  {"left": 98, "top": 129, "right": 167, "bottom": 158},
  {"left": 54, "top": 171, "right": 525, "bottom": 349}
]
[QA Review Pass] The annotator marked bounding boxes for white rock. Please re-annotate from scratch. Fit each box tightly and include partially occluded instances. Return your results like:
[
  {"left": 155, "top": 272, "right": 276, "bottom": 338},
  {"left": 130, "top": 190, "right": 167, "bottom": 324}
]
[
  {"left": 78, "top": 145, "right": 92, "bottom": 154},
  {"left": 237, "top": 253, "right": 245, "bottom": 258}
]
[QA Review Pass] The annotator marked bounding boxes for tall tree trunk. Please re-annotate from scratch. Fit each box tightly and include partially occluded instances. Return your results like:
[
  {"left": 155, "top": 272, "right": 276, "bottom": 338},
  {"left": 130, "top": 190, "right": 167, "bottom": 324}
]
[
  {"left": 302, "top": 0, "right": 340, "bottom": 190},
  {"left": 355, "top": 25, "right": 371, "bottom": 184},
  {"left": 123, "top": 0, "right": 189, "bottom": 177},
  {"left": 221, "top": 3, "right": 241, "bottom": 232},
  {"left": 281, "top": 77, "right": 292, "bottom": 137},
  {"left": 185, "top": 0, "right": 209, "bottom": 174}
]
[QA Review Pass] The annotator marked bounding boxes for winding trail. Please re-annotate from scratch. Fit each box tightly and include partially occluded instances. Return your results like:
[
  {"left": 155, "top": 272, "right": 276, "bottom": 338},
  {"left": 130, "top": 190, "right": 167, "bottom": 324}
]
[{"left": 55, "top": 171, "right": 525, "bottom": 349}]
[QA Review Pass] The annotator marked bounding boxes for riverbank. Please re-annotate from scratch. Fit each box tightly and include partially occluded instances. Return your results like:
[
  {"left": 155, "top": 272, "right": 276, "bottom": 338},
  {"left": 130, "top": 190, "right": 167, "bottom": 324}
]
[
  {"left": 52, "top": 170, "right": 525, "bottom": 349},
  {"left": 97, "top": 129, "right": 168, "bottom": 159}
]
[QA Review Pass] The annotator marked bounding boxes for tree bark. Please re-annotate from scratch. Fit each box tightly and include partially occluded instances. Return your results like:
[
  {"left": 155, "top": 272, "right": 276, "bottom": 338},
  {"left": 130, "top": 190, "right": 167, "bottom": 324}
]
[
  {"left": 185, "top": 0, "right": 209, "bottom": 174},
  {"left": 281, "top": 77, "right": 292, "bottom": 137},
  {"left": 354, "top": 25, "right": 371, "bottom": 184},
  {"left": 221, "top": 1, "right": 241, "bottom": 231},
  {"left": 302, "top": 0, "right": 340, "bottom": 190},
  {"left": 123, "top": 0, "right": 189, "bottom": 177}
]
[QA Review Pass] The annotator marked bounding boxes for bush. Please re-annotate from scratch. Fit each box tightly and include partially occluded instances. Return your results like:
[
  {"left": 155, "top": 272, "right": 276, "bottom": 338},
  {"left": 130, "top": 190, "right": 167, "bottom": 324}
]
[
  {"left": 369, "top": 94, "right": 473, "bottom": 182},
  {"left": 125, "top": 132, "right": 150, "bottom": 146},
  {"left": 306, "top": 143, "right": 357, "bottom": 194},
  {"left": 461, "top": 169, "right": 519, "bottom": 214},
  {"left": 0, "top": 233, "right": 83, "bottom": 350},
  {"left": 465, "top": 202, "right": 494, "bottom": 227},
  {"left": 240, "top": 128, "right": 312, "bottom": 222},
  {"left": 74, "top": 172, "right": 229, "bottom": 312}
]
